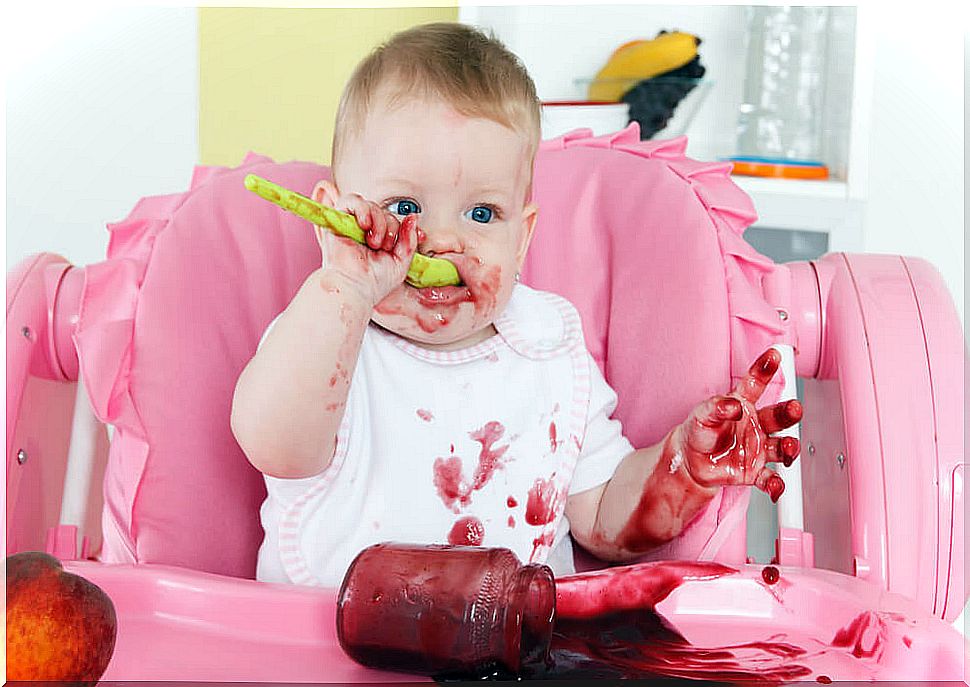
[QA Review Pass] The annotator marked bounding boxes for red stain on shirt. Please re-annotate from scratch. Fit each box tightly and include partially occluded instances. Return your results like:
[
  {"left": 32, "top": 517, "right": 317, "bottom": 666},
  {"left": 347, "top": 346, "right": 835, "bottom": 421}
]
[
  {"left": 507, "top": 496, "right": 518, "bottom": 508},
  {"left": 468, "top": 421, "right": 509, "bottom": 490},
  {"left": 416, "top": 408, "right": 434, "bottom": 422},
  {"left": 508, "top": 515, "right": 515, "bottom": 528},
  {"left": 448, "top": 516, "right": 485, "bottom": 546},
  {"left": 433, "top": 422, "right": 509, "bottom": 512},
  {"left": 549, "top": 422, "right": 559, "bottom": 453},
  {"left": 526, "top": 477, "right": 562, "bottom": 526},
  {"left": 433, "top": 456, "right": 471, "bottom": 511},
  {"left": 530, "top": 529, "right": 555, "bottom": 560}
]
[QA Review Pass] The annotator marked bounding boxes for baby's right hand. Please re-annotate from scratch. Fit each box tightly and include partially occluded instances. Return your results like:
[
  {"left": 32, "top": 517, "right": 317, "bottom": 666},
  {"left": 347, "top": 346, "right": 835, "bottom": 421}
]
[{"left": 312, "top": 181, "right": 420, "bottom": 306}]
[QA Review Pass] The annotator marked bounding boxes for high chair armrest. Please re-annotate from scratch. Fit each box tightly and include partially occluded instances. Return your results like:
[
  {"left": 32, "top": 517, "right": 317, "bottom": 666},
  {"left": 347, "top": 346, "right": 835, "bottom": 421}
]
[
  {"left": 7, "top": 254, "right": 79, "bottom": 552},
  {"left": 792, "top": 252, "right": 966, "bottom": 621}
]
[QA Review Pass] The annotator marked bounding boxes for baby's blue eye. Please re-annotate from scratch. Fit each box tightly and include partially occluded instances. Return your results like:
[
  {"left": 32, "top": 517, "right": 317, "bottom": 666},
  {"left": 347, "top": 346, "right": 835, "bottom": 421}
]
[
  {"left": 388, "top": 199, "right": 421, "bottom": 216},
  {"left": 466, "top": 206, "right": 494, "bottom": 224}
]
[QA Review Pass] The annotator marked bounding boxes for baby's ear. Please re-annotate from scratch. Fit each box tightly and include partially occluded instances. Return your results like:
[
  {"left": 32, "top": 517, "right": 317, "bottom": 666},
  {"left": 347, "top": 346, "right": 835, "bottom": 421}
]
[
  {"left": 516, "top": 203, "right": 539, "bottom": 267},
  {"left": 312, "top": 179, "right": 339, "bottom": 205}
]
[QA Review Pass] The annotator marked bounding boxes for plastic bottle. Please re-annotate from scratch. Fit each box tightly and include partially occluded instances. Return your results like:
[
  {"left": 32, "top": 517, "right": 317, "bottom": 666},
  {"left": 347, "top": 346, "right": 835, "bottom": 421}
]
[
  {"left": 735, "top": 6, "right": 831, "bottom": 162},
  {"left": 336, "top": 543, "right": 556, "bottom": 679}
]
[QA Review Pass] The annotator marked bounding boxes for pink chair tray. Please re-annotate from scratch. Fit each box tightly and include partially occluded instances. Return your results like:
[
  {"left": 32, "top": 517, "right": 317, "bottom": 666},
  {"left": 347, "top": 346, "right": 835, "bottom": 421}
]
[{"left": 65, "top": 559, "right": 966, "bottom": 683}]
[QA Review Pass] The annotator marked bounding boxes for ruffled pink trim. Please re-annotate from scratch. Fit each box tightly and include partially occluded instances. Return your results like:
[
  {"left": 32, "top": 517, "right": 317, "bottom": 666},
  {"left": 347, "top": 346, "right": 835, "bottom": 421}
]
[
  {"left": 539, "top": 124, "right": 792, "bottom": 561},
  {"left": 75, "top": 152, "right": 286, "bottom": 557},
  {"left": 541, "top": 124, "right": 789, "bottom": 393},
  {"left": 80, "top": 153, "right": 284, "bottom": 420}
]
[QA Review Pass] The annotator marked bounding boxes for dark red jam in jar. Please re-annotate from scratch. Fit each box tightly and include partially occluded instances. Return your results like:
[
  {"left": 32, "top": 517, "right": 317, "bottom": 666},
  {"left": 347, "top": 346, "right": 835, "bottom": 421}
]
[{"left": 336, "top": 543, "right": 556, "bottom": 678}]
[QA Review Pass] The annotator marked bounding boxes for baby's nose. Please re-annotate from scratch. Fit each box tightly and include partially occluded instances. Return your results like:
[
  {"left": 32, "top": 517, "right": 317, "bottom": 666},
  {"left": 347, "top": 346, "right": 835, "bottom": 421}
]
[{"left": 418, "top": 225, "right": 463, "bottom": 256}]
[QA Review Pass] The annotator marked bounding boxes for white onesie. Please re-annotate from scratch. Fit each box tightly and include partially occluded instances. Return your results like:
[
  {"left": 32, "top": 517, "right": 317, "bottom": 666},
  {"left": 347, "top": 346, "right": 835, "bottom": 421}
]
[{"left": 256, "top": 284, "right": 634, "bottom": 587}]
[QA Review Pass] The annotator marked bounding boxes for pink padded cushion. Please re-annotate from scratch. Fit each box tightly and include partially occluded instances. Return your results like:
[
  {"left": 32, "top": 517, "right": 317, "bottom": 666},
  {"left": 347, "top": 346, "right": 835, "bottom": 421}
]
[
  {"left": 522, "top": 126, "right": 783, "bottom": 562},
  {"left": 77, "top": 153, "right": 328, "bottom": 577}
]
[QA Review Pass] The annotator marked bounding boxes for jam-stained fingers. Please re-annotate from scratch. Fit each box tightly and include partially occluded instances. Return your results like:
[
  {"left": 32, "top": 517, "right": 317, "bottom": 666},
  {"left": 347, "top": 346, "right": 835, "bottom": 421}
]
[{"left": 732, "top": 349, "right": 782, "bottom": 405}]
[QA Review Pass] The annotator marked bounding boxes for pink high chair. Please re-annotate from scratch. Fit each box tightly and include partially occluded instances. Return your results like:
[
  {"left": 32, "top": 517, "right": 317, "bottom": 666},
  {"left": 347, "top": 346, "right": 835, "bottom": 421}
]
[{"left": 6, "top": 125, "right": 966, "bottom": 681}]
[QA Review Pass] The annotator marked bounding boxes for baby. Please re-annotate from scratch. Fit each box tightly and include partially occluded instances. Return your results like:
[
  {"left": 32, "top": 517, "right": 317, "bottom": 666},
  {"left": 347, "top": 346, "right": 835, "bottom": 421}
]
[{"left": 231, "top": 23, "right": 802, "bottom": 587}]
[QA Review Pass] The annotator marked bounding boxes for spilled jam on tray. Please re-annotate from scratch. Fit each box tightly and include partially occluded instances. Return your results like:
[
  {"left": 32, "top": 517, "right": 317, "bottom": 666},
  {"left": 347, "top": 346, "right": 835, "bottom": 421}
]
[{"left": 435, "top": 561, "right": 814, "bottom": 684}]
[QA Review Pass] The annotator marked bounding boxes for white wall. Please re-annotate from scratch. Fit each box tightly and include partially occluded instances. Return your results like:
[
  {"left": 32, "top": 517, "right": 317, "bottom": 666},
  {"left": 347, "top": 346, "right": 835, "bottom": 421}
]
[
  {"left": 5, "top": 6, "right": 198, "bottom": 270},
  {"left": 858, "top": 5, "right": 965, "bottom": 324}
]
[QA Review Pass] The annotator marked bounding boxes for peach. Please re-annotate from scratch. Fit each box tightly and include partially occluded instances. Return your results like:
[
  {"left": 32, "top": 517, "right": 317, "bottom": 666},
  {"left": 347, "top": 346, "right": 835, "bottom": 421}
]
[{"left": 6, "top": 551, "right": 117, "bottom": 682}]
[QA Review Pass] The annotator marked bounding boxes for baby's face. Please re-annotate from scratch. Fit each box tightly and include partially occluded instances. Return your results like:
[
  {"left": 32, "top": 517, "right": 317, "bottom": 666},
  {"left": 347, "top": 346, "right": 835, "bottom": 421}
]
[{"left": 333, "top": 91, "right": 537, "bottom": 349}]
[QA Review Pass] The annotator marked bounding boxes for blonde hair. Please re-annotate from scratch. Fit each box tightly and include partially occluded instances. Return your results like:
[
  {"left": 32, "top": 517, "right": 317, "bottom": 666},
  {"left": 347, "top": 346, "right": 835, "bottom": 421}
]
[{"left": 332, "top": 22, "right": 541, "bottom": 171}]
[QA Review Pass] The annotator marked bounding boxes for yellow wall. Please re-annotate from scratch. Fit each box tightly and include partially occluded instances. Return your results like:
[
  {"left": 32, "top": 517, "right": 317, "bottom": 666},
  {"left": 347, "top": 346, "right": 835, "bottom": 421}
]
[{"left": 198, "top": 6, "right": 458, "bottom": 167}]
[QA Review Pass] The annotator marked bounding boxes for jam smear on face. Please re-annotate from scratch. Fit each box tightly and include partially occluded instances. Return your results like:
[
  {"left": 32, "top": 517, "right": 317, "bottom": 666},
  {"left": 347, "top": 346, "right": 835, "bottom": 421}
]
[{"left": 374, "top": 258, "right": 503, "bottom": 336}]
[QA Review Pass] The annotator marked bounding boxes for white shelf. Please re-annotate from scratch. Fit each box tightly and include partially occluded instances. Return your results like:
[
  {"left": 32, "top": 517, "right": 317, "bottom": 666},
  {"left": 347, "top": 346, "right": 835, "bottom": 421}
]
[
  {"left": 731, "top": 176, "right": 848, "bottom": 201},
  {"left": 733, "top": 177, "right": 864, "bottom": 252}
]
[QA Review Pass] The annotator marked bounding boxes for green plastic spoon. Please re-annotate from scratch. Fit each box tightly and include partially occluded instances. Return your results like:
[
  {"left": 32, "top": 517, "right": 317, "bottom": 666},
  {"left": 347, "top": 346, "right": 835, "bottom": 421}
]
[{"left": 244, "top": 174, "right": 461, "bottom": 289}]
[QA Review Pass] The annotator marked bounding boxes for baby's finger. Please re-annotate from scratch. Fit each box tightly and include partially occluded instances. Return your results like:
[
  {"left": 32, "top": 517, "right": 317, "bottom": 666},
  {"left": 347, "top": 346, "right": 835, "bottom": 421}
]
[
  {"left": 733, "top": 348, "right": 782, "bottom": 405},
  {"left": 754, "top": 467, "right": 786, "bottom": 503},
  {"left": 365, "top": 205, "right": 388, "bottom": 250},
  {"left": 765, "top": 436, "right": 801, "bottom": 467},
  {"left": 337, "top": 194, "right": 378, "bottom": 249},
  {"left": 340, "top": 193, "right": 372, "bottom": 230},
  {"left": 375, "top": 207, "right": 392, "bottom": 249},
  {"left": 393, "top": 214, "right": 419, "bottom": 262},
  {"left": 757, "top": 399, "right": 803, "bottom": 434},
  {"left": 381, "top": 213, "right": 401, "bottom": 252}
]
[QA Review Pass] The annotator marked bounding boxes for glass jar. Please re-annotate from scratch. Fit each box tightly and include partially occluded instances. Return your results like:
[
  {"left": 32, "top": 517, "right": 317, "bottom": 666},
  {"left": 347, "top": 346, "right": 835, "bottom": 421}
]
[{"left": 336, "top": 543, "right": 556, "bottom": 678}]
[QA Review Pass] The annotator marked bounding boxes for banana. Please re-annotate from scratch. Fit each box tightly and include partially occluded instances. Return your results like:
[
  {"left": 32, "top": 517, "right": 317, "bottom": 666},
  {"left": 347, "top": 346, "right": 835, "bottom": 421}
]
[
  {"left": 588, "top": 31, "right": 699, "bottom": 102},
  {"left": 244, "top": 174, "right": 462, "bottom": 289}
]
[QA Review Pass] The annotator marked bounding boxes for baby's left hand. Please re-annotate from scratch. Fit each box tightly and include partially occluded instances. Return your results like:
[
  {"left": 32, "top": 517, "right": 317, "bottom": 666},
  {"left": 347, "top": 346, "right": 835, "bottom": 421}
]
[{"left": 676, "top": 348, "right": 802, "bottom": 502}]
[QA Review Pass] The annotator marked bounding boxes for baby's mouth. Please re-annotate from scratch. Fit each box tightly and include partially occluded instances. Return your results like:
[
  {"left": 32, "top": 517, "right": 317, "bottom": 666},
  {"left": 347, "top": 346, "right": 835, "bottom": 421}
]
[
  {"left": 408, "top": 254, "right": 474, "bottom": 306},
  {"left": 413, "top": 284, "right": 473, "bottom": 307}
]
